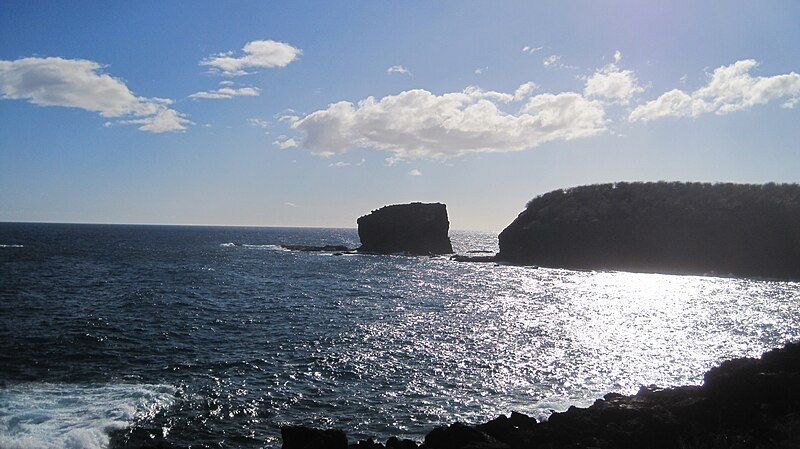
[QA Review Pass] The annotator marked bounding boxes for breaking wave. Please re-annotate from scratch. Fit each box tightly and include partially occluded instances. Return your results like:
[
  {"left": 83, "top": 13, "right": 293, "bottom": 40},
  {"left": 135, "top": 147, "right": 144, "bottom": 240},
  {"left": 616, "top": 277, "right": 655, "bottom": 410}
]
[{"left": 0, "top": 383, "right": 175, "bottom": 449}]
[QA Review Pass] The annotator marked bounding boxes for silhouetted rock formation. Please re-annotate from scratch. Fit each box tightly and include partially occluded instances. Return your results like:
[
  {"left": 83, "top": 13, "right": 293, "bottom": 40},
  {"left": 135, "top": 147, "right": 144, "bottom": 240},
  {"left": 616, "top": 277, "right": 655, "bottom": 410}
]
[
  {"left": 450, "top": 254, "right": 497, "bottom": 263},
  {"left": 281, "top": 342, "right": 800, "bottom": 449},
  {"left": 497, "top": 182, "right": 800, "bottom": 279},
  {"left": 281, "top": 426, "right": 347, "bottom": 449},
  {"left": 357, "top": 203, "right": 453, "bottom": 255},
  {"left": 281, "top": 244, "right": 354, "bottom": 252}
]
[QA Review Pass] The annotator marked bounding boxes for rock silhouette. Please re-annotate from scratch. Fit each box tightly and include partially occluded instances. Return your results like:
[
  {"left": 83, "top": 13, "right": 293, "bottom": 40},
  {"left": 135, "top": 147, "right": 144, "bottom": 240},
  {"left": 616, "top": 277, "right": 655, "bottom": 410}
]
[
  {"left": 357, "top": 203, "right": 453, "bottom": 255},
  {"left": 497, "top": 182, "right": 800, "bottom": 279}
]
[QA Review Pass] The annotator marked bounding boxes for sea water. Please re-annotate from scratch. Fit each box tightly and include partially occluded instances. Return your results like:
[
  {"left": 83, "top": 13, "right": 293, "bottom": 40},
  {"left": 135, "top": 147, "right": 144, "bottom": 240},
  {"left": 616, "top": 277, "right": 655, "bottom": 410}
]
[{"left": 1, "top": 223, "right": 798, "bottom": 448}]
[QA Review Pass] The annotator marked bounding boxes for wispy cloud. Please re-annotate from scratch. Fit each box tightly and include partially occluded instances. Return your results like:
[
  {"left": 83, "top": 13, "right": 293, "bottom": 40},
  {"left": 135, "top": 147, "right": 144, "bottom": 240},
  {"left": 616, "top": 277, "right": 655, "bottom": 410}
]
[
  {"left": 273, "top": 135, "right": 298, "bottom": 149},
  {"left": 189, "top": 83, "right": 261, "bottom": 100},
  {"left": 630, "top": 59, "right": 800, "bottom": 122},
  {"left": 408, "top": 169, "right": 422, "bottom": 176},
  {"left": 387, "top": 65, "right": 411, "bottom": 75},
  {"left": 284, "top": 202, "right": 299, "bottom": 208},
  {"left": 201, "top": 39, "right": 301, "bottom": 76},
  {"left": 522, "top": 45, "right": 544, "bottom": 54},
  {"left": 543, "top": 54, "right": 576, "bottom": 69},
  {"left": 474, "top": 66, "right": 488, "bottom": 75},
  {"left": 0, "top": 56, "right": 190, "bottom": 132},
  {"left": 248, "top": 118, "right": 269, "bottom": 128}
]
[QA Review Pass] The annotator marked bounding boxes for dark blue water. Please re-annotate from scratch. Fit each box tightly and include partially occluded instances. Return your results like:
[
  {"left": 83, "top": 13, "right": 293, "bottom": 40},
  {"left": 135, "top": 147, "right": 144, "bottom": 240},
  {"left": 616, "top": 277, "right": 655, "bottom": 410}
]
[{"left": 1, "top": 223, "right": 798, "bottom": 449}]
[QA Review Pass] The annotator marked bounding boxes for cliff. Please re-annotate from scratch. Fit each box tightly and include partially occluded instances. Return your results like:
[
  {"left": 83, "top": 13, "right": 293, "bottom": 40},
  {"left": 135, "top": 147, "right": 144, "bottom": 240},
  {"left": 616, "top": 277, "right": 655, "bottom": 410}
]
[
  {"left": 497, "top": 182, "right": 800, "bottom": 279},
  {"left": 357, "top": 203, "right": 453, "bottom": 255},
  {"left": 282, "top": 341, "right": 800, "bottom": 449}
]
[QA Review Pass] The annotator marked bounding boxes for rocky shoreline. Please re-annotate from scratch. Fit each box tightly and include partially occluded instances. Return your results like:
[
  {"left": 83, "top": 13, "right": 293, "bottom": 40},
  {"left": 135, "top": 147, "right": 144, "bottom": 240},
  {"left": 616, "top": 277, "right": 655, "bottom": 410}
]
[{"left": 282, "top": 342, "right": 800, "bottom": 449}]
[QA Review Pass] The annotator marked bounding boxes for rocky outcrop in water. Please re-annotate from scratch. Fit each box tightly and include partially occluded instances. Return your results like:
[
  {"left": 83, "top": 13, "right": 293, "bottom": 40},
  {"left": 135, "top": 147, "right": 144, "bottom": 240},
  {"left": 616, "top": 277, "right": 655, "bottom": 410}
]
[
  {"left": 357, "top": 203, "right": 453, "bottom": 255},
  {"left": 282, "top": 341, "right": 800, "bottom": 449},
  {"left": 281, "top": 244, "right": 354, "bottom": 252},
  {"left": 497, "top": 182, "right": 800, "bottom": 279}
]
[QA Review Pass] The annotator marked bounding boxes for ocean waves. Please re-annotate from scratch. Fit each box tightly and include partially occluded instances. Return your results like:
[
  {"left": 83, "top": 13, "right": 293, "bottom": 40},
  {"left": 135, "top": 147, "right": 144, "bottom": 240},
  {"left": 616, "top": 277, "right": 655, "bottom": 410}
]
[{"left": 0, "top": 383, "right": 175, "bottom": 449}]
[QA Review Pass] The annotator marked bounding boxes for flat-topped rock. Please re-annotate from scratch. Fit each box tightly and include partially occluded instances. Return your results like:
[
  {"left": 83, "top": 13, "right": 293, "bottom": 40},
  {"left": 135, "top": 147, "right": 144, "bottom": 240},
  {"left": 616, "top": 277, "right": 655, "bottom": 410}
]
[{"left": 357, "top": 203, "right": 453, "bottom": 255}]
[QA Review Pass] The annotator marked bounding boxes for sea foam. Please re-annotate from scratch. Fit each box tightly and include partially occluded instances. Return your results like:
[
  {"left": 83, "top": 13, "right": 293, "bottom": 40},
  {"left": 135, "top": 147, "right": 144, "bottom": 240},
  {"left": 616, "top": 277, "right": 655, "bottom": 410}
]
[{"left": 0, "top": 383, "right": 175, "bottom": 449}]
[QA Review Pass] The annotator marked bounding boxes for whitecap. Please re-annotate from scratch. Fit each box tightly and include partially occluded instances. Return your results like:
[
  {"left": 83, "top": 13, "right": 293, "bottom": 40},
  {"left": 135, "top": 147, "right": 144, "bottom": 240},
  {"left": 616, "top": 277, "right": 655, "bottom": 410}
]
[
  {"left": 0, "top": 244, "right": 24, "bottom": 248},
  {"left": 0, "top": 383, "right": 175, "bottom": 449}
]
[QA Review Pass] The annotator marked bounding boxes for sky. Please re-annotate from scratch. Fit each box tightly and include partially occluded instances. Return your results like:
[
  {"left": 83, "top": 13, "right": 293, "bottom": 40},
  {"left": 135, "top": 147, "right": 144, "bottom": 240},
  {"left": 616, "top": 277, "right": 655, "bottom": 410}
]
[{"left": 1, "top": 1, "right": 799, "bottom": 231}]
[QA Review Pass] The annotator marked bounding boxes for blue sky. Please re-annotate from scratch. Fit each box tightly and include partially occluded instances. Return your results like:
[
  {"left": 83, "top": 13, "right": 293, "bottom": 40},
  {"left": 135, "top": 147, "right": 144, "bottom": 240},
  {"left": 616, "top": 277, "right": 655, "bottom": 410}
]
[{"left": 1, "top": 1, "right": 799, "bottom": 230}]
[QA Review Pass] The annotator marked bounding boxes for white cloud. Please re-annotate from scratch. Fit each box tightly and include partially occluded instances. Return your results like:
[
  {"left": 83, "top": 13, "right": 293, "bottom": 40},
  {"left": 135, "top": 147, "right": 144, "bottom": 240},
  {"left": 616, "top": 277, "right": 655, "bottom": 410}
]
[
  {"left": 273, "top": 135, "right": 298, "bottom": 149},
  {"left": 462, "top": 85, "right": 514, "bottom": 103},
  {"left": 543, "top": 55, "right": 561, "bottom": 67},
  {"left": 290, "top": 83, "right": 606, "bottom": 160},
  {"left": 201, "top": 40, "right": 301, "bottom": 76},
  {"left": 584, "top": 55, "right": 644, "bottom": 104},
  {"left": 119, "top": 108, "right": 194, "bottom": 133},
  {"left": 0, "top": 56, "right": 190, "bottom": 132},
  {"left": 408, "top": 169, "right": 422, "bottom": 176},
  {"left": 514, "top": 81, "right": 538, "bottom": 100},
  {"left": 543, "top": 55, "right": 576, "bottom": 70},
  {"left": 474, "top": 66, "right": 488, "bottom": 75},
  {"left": 630, "top": 59, "right": 800, "bottom": 122},
  {"left": 387, "top": 65, "right": 410, "bottom": 75},
  {"left": 522, "top": 46, "right": 544, "bottom": 54},
  {"left": 248, "top": 118, "right": 269, "bottom": 128},
  {"left": 189, "top": 83, "right": 260, "bottom": 99},
  {"left": 284, "top": 202, "right": 299, "bottom": 207},
  {"left": 329, "top": 161, "right": 351, "bottom": 167}
]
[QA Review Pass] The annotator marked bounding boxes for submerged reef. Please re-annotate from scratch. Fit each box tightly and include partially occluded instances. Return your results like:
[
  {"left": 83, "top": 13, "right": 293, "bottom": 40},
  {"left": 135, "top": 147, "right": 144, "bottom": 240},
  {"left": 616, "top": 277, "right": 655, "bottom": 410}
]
[
  {"left": 497, "top": 182, "right": 800, "bottom": 279},
  {"left": 282, "top": 341, "right": 800, "bottom": 448},
  {"left": 357, "top": 203, "right": 453, "bottom": 255}
]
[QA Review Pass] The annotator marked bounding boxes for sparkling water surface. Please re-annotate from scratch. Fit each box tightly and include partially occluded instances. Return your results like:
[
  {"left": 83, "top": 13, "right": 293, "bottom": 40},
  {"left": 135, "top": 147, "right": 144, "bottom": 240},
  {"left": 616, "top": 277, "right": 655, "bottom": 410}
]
[{"left": 1, "top": 223, "right": 798, "bottom": 448}]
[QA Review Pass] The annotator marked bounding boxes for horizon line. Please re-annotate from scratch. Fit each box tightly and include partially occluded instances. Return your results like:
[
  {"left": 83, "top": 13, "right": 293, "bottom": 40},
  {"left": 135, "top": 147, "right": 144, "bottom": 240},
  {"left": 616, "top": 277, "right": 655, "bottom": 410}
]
[{"left": 0, "top": 220, "right": 500, "bottom": 233}]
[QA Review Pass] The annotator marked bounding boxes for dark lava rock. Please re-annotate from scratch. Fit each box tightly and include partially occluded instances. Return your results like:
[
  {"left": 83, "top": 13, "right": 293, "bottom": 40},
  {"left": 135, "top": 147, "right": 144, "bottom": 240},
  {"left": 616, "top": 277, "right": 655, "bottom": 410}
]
[
  {"left": 497, "top": 182, "right": 800, "bottom": 279},
  {"left": 283, "top": 342, "right": 800, "bottom": 449},
  {"left": 281, "top": 244, "right": 354, "bottom": 252},
  {"left": 357, "top": 203, "right": 453, "bottom": 255},
  {"left": 281, "top": 426, "right": 348, "bottom": 449},
  {"left": 450, "top": 254, "right": 497, "bottom": 263},
  {"left": 424, "top": 423, "right": 508, "bottom": 449},
  {"left": 385, "top": 436, "right": 418, "bottom": 449}
]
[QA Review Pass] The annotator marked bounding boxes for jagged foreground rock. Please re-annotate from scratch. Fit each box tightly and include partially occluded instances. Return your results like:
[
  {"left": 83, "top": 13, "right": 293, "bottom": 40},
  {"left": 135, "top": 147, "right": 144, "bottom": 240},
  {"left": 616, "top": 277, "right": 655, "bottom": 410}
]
[
  {"left": 282, "top": 342, "right": 800, "bottom": 449},
  {"left": 357, "top": 203, "right": 453, "bottom": 255},
  {"left": 497, "top": 182, "right": 800, "bottom": 279}
]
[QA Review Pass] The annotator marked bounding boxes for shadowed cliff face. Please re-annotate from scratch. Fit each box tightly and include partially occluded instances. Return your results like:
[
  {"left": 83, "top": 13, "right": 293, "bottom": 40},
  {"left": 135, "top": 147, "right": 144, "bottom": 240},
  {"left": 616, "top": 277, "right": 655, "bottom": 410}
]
[
  {"left": 357, "top": 203, "right": 453, "bottom": 255},
  {"left": 497, "top": 182, "right": 800, "bottom": 279}
]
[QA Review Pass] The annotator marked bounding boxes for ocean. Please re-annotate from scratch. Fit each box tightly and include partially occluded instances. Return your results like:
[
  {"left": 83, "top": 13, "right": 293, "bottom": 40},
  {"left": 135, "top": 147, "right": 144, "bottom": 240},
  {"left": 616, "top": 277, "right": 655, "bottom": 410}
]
[{"left": 1, "top": 222, "right": 798, "bottom": 449}]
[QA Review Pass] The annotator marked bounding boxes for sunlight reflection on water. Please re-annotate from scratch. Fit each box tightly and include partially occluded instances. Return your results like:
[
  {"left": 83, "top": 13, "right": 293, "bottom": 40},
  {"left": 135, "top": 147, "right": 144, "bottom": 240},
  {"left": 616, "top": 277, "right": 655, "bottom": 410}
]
[{"left": 2, "top": 226, "right": 798, "bottom": 446}]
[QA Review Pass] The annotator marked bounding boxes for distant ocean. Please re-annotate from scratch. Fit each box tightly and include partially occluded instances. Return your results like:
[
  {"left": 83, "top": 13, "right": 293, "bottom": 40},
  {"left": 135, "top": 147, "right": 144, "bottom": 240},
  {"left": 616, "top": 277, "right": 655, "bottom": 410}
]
[{"left": 1, "top": 222, "right": 798, "bottom": 449}]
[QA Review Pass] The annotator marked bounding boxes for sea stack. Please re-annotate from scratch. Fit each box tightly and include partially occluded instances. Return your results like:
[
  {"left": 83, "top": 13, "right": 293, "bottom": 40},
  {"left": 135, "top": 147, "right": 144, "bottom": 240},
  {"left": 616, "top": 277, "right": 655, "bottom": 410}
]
[
  {"left": 357, "top": 202, "right": 454, "bottom": 255},
  {"left": 497, "top": 182, "right": 800, "bottom": 279}
]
